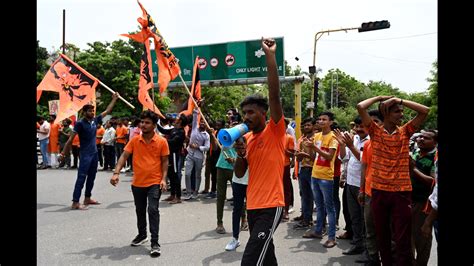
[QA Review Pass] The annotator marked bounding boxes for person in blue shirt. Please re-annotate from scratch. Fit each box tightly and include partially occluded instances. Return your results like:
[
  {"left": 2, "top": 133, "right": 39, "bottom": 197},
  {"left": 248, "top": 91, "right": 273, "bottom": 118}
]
[{"left": 60, "top": 92, "right": 119, "bottom": 210}]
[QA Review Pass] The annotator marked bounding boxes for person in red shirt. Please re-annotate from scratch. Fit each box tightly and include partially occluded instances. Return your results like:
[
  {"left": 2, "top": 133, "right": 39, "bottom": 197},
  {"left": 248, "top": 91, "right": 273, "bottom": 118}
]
[
  {"left": 234, "top": 38, "right": 285, "bottom": 265},
  {"left": 110, "top": 110, "right": 169, "bottom": 257}
]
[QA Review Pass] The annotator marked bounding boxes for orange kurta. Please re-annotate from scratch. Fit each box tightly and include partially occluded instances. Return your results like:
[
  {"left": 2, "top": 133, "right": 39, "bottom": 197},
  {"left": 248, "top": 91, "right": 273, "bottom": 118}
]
[{"left": 48, "top": 123, "right": 60, "bottom": 153}]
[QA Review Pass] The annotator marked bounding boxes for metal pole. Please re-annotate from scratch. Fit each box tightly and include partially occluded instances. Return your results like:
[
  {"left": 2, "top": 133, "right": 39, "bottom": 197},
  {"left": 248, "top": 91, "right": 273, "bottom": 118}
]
[
  {"left": 62, "top": 9, "right": 66, "bottom": 54},
  {"left": 294, "top": 80, "right": 302, "bottom": 140},
  {"left": 331, "top": 72, "right": 338, "bottom": 109},
  {"left": 336, "top": 73, "right": 338, "bottom": 108},
  {"left": 310, "top": 26, "right": 359, "bottom": 115},
  {"left": 330, "top": 73, "right": 334, "bottom": 109}
]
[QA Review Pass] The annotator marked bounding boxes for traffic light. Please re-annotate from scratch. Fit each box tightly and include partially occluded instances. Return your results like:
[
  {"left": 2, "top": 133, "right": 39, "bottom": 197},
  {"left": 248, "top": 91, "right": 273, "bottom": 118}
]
[{"left": 358, "top": 20, "right": 390, "bottom": 32}]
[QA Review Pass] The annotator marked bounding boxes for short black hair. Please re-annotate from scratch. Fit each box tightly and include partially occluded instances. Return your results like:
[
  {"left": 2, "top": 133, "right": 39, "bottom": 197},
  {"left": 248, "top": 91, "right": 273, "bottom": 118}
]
[
  {"left": 240, "top": 94, "right": 269, "bottom": 112},
  {"left": 140, "top": 110, "right": 158, "bottom": 124},
  {"left": 368, "top": 109, "right": 383, "bottom": 121},
  {"left": 179, "top": 113, "right": 190, "bottom": 127},
  {"left": 302, "top": 117, "right": 316, "bottom": 125},
  {"left": 318, "top": 111, "right": 335, "bottom": 121},
  {"left": 424, "top": 129, "right": 438, "bottom": 142},
  {"left": 330, "top": 121, "right": 340, "bottom": 130},
  {"left": 354, "top": 116, "right": 362, "bottom": 125},
  {"left": 82, "top": 104, "right": 94, "bottom": 113}
]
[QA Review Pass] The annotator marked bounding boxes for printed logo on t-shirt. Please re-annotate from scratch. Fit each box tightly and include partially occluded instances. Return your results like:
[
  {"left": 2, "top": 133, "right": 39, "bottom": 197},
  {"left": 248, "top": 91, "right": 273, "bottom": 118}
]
[{"left": 315, "top": 147, "right": 331, "bottom": 167}]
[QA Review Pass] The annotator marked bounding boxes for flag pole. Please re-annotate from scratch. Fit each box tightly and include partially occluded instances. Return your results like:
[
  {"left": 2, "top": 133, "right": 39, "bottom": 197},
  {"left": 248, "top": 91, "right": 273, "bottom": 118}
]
[
  {"left": 178, "top": 72, "right": 231, "bottom": 159},
  {"left": 98, "top": 80, "right": 135, "bottom": 109}
]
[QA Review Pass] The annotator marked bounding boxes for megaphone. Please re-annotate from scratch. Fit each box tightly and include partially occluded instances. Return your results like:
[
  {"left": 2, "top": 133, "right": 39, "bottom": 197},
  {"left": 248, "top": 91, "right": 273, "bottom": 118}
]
[{"left": 217, "top": 123, "right": 249, "bottom": 147}]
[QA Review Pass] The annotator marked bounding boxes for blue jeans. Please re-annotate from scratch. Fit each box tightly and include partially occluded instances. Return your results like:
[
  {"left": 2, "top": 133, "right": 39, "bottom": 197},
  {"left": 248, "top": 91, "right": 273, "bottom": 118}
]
[
  {"left": 231, "top": 182, "right": 247, "bottom": 239},
  {"left": 39, "top": 138, "right": 49, "bottom": 166},
  {"left": 312, "top": 177, "right": 336, "bottom": 240},
  {"left": 72, "top": 152, "right": 98, "bottom": 202},
  {"left": 132, "top": 184, "right": 162, "bottom": 243},
  {"left": 298, "top": 167, "right": 314, "bottom": 222}
]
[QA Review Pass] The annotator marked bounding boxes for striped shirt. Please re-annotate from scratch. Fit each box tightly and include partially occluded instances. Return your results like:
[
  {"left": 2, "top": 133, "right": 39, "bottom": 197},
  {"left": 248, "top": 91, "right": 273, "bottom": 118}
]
[{"left": 368, "top": 119, "right": 416, "bottom": 192}]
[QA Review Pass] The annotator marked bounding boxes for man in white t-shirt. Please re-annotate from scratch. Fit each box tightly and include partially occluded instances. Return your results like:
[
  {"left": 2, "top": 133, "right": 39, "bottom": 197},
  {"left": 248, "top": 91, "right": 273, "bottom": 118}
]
[{"left": 37, "top": 116, "right": 51, "bottom": 169}]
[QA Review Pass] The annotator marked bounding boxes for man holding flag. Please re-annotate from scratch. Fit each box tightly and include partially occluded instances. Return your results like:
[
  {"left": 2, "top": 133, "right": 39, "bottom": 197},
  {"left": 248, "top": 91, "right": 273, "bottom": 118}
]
[{"left": 60, "top": 92, "right": 120, "bottom": 210}]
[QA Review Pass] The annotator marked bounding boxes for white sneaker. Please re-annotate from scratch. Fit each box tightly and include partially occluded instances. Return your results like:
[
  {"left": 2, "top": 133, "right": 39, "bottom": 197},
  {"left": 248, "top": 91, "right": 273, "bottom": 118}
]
[
  {"left": 225, "top": 237, "right": 240, "bottom": 251},
  {"left": 288, "top": 206, "right": 295, "bottom": 214}
]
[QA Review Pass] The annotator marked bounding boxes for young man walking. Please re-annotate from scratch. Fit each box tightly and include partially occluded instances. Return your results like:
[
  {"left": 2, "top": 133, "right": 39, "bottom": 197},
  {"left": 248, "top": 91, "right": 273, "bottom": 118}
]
[{"left": 110, "top": 110, "right": 170, "bottom": 257}]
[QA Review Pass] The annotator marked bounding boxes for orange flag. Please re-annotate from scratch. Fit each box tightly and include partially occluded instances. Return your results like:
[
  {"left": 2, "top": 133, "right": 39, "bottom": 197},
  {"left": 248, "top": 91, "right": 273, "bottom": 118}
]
[
  {"left": 122, "top": 0, "right": 180, "bottom": 94},
  {"left": 138, "top": 40, "right": 165, "bottom": 118},
  {"left": 37, "top": 54, "right": 98, "bottom": 124},
  {"left": 180, "top": 56, "right": 201, "bottom": 123}
]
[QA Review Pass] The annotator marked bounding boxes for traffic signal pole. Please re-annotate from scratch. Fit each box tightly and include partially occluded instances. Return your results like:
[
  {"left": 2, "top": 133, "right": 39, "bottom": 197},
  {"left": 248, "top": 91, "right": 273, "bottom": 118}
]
[
  {"left": 309, "top": 20, "right": 390, "bottom": 117},
  {"left": 309, "top": 27, "right": 358, "bottom": 117}
]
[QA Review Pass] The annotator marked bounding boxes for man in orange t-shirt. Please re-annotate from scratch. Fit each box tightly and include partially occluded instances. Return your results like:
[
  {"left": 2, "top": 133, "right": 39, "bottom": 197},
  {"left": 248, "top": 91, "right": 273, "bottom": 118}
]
[
  {"left": 110, "top": 110, "right": 169, "bottom": 257},
  {"left": 357, "top": 96, "right": 429, "bottom": 266},
  {"left": 96, "top": 122, "right": 105, "bottom": 169},
  {"left": 234, "top": 38, "right": 285, "bottom": 265}
]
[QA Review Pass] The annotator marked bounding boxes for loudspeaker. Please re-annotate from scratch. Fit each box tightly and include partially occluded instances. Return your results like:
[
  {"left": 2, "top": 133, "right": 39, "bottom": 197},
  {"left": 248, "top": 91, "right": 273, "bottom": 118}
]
[{"left": 217, "top": 123, "right": 249, "bottom": 147}]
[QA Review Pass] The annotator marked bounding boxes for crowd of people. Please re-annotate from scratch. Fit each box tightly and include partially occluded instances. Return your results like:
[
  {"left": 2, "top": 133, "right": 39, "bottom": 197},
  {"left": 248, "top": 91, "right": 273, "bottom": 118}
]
[{"left": 37, "top": 38, "right": 438, "bottom": 264}]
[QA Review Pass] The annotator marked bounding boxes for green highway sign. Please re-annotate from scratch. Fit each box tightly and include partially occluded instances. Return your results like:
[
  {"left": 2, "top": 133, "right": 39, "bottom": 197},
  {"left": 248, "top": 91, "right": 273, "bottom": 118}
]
[{"left": 151, "top": 37, "right": 285, "bottom": 84}]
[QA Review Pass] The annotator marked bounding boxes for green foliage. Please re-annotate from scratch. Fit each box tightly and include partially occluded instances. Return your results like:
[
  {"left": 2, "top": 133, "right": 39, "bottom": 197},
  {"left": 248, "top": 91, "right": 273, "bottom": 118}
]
[
  {"left": 330, "top": 106, "right": 358, "bottom": 130},
  {"left": 36, "top": 39, "right": 437, "bottom": 130}
]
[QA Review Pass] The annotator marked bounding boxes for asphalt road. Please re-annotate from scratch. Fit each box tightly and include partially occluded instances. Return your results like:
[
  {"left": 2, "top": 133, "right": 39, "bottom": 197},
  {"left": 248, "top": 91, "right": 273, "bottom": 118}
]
[{"left": 37, "top": 168, "right": 437, "bottom": 265}]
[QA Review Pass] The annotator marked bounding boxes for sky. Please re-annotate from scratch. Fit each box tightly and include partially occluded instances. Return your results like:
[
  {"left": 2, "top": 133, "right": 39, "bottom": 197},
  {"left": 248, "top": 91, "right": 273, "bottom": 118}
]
[{"left": 37, "top": 0, "right": 437, "bottom": 94}]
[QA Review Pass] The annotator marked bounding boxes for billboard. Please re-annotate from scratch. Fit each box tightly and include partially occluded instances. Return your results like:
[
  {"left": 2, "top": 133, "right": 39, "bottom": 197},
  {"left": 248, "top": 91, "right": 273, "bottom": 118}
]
[{"left": 151, "top": 37, "right": 285, "bottom": 85}]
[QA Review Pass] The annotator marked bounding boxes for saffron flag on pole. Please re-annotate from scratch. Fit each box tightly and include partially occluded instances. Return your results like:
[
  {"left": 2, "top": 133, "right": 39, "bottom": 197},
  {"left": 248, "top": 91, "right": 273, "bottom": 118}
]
[
  {"left": 180, "top": 56, "right": 202, "bottom": 123},
  {"left": 37, "top": 54, "right": 98, "bottom": 124},
  {"left": 138, "top": 40, "right": 165, "bottom": 118},
  {"left": 122, "top": 0, "right": 180, "bottom": 94}
]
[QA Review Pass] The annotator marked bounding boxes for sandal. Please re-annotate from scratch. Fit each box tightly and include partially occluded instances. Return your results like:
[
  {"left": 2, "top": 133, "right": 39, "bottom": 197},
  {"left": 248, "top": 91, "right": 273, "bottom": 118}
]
[
  {"left": 216, "top": 225, "right": 226, "bottom": 234},
  {"left": 323, "top": 240, "right": 337, "bottom": 248},
  {"left": 240, "top": 221, "right": 249, "bottom": 231},
  {"left": 84, "top": 199, "right": 101, "bottom": 205},
  {"left": 71, "top": 204, "right": 88, "bottom": 210}
]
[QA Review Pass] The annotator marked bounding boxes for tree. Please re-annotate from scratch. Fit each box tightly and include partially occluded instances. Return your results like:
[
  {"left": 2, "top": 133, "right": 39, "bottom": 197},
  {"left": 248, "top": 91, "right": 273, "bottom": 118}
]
[{"left": 423, "top": 61, "right": 438, "bottom": 129}]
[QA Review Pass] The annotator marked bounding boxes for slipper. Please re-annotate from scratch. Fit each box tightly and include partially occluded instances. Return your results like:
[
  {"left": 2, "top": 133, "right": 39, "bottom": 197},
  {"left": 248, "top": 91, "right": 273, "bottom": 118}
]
[
  {"left": 323, "top": 240, "right": 337, "bottom": 248},
  {"left": 84, "top": 199, "right": 101, "bottom": 205},
  {"left": 302, "top": 231, "right": 323, "bottom": 239},
  {"left": 71, "top": 204, "right": 89, "bottom": 210},
  {"left": 240, "top": 222, "right": 249, "bottom": 231}
]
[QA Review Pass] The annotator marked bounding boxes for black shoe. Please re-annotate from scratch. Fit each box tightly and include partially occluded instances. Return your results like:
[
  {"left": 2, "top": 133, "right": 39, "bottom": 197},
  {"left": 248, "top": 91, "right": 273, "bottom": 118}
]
[
  {"left": 131, "top": 234, "right": 148, "bottom": 246},
  {"left": 292, "top": 215, "right": 303, "bottom": 222},
  {"left": 355, "top": 251, "right": 371, "bottom": 263},
  {"left": 150, "top": 242, "right": 161, "bottom": 257},
  {"left": 342, "top": 245, "right": 365, "bottom": 255},
  {"left": 364, "top": 255, "right": 381, "bottom": 266},
  {"left": 293, "top": 220, "right": 311, "bottom": 230}
]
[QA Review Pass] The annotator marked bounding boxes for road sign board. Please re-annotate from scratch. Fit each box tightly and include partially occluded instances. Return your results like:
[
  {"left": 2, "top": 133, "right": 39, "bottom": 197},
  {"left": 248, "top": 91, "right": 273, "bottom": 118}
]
[{"left": 151, "top": 37, "right": 285, "bottom": 85}]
